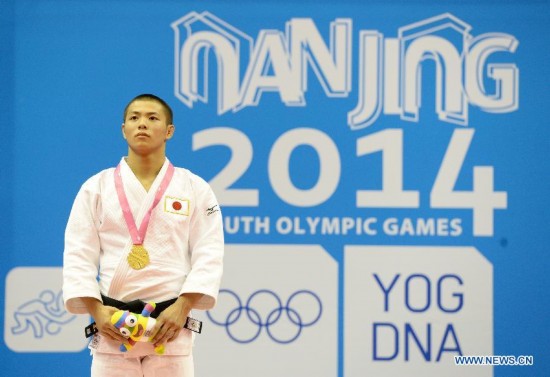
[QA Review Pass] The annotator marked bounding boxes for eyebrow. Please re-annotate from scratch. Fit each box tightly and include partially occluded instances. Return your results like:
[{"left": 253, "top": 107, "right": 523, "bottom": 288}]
[{"left": 128, "top": 111, "right": 161, "bottom": 116}]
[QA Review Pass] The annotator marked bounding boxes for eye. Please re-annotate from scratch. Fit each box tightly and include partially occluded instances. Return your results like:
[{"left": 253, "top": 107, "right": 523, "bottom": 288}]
[
  {"left": 149, "top": 116, "right": 159, "bottom": 121},
  {"left": 129, "top": 115, "right": 138, "bottom": 121},
  {"left": 119, "top": 328, "right": 131, "bottom": 337},
  {"left": 125, "top": 314, "right": 137, "bottom": 327}
]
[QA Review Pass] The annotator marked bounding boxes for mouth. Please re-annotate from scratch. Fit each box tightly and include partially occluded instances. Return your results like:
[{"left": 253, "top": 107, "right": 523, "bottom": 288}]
[
  {"left": 136, "top": 324, "right": 144, "bottom": 337},
  {"left": 135, "top": 133, "right": 149, "bottom": 138}
]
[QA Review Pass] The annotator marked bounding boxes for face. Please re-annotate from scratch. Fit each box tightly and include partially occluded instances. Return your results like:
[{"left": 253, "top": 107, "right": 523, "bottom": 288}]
[{"left": 122, "top": 100, "right": 174, "bottom": 156}]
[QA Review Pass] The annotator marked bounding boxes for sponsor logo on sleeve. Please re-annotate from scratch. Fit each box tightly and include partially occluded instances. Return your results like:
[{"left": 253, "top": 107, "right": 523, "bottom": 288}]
[{"left": 206, "top": 204, "right": 220, "bottom": 216}]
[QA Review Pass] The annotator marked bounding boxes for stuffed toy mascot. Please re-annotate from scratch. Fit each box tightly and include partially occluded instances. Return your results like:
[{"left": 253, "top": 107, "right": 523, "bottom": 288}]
[{"left": 111, "top": 302, "right": 165, "bottom": 355}]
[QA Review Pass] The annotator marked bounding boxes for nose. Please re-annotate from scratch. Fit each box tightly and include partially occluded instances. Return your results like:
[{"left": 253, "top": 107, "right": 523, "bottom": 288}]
[{"left": 138, "top": 119, "right": 148, "bottom": 129}]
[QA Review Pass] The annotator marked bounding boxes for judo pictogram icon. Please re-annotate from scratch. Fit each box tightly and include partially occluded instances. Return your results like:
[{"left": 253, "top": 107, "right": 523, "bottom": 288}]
[{"left": 11, "top": 290, "right": 76, "bottom": 338}]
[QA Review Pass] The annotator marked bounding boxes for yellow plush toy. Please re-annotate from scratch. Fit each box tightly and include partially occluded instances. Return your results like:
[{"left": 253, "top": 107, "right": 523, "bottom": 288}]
[{"left": 111, "top": 302, "right": 165, "bottom": 355}]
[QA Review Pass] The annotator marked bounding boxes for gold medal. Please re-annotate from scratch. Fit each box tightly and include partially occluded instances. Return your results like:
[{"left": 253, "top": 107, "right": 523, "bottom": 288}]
[
  {"left": 115, "top": 163, "right": 175, "bottom": 271},
  {"left": 127, "top": 245, "right": 150, "bottom": 270}
]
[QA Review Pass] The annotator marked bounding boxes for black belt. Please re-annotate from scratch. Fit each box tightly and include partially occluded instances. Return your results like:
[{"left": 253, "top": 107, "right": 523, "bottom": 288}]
[
  {"left": 100, "top": 295, "right": 178, "bottom": 319},
  {"left": 84, "top": 295, "right": 202, "bottom": 338}
]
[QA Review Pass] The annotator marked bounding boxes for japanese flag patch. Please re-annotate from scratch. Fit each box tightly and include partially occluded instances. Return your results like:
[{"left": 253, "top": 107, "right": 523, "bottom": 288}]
[{"left": 164, "top": 196, "right": 190, "bottom": 216}]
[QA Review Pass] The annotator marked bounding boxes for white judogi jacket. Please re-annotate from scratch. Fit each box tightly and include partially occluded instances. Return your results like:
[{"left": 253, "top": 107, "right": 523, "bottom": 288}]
[{"left": 63, "top": 157, "right": 224, "bottom": 356}]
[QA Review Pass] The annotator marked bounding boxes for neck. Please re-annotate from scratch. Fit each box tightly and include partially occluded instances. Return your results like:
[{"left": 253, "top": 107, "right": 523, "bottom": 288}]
[{"left": 125, "top": 151, "right": 166, "bottom": 181}]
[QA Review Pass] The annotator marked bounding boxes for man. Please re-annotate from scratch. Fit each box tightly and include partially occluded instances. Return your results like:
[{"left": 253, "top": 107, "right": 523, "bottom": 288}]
[{"left": 63, "top": 94, "right": 224, "bottom": 376}]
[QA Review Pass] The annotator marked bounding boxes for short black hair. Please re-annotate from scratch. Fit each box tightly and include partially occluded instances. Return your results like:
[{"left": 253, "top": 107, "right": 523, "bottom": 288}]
[{"left": 123, "top": 94, "right": 174, "bottom": 124}]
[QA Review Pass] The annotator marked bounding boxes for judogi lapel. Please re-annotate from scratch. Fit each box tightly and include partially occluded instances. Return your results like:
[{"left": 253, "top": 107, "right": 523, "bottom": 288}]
[{"left": 108, "top": 158, "right": 171, "bottom": 299}]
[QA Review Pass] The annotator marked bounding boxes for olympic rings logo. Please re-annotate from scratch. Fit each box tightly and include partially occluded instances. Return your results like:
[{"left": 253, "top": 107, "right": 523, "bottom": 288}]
[{"left": 207, "top": 289, "right": 323, "bottom": 344}]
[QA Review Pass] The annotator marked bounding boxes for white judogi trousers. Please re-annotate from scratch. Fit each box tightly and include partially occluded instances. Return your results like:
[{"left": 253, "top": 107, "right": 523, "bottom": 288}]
[{"left": 91, "top": 351, "right": 194, "bottom": 377}]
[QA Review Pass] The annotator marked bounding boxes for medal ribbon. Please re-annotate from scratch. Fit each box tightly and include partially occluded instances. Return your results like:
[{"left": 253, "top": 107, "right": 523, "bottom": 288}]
[{"left": 114, "top": 161, "right": 175, "bottom": 245}]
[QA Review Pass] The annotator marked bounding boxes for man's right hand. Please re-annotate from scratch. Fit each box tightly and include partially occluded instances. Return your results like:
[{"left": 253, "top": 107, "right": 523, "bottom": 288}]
[{"left": 82, "top": 297, "right": 128, "bottom": 343}]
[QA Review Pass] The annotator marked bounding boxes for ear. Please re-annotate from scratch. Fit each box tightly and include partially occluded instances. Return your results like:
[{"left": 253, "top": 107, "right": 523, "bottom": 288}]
[
  {"left": 121, "top": 123, "right": 127, "bottom": 140},
  {"left": 165, "top": 124, "right": 175, "bottom": 141},
  {"left": 141, "top": 302, "right": 156, "bottom": 317}
]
